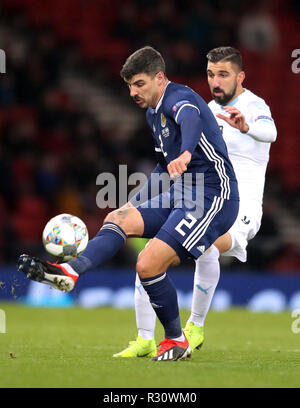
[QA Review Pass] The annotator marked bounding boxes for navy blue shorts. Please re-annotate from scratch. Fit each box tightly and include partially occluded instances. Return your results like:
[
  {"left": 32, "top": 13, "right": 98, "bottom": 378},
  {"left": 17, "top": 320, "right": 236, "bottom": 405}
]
[{"left": 136, "top": 182, "right": 239, "bottom": 261}]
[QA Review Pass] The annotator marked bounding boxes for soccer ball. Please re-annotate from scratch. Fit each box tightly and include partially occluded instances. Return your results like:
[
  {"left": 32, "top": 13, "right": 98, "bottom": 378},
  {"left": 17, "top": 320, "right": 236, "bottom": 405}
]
[{"left": 42, "top": 213, "right": 89, "bottom": 261}]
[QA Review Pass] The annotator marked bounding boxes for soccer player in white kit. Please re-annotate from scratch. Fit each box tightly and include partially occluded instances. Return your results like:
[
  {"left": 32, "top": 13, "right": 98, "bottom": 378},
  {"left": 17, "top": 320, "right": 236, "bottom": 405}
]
[{"left": 114, "top": 46, "right": 277, "bottom": 358}]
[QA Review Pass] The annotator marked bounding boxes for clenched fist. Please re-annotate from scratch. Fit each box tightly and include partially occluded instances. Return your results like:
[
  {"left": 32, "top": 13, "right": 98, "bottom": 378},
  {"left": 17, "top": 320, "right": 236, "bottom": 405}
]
[{"left": 167, "top": 150, "right": 192, "bottom": 179}]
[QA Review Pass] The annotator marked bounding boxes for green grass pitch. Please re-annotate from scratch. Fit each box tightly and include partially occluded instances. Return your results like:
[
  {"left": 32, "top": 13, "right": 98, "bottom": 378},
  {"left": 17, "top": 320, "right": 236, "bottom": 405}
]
[{"left": 0, "top": 303, "right": 299, "bottom": 388}]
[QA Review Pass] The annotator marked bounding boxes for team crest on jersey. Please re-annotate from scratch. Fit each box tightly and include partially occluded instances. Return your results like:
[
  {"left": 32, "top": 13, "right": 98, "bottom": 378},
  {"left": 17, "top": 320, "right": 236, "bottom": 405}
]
[{"left": 161, "top": 113, "right": 166, "bottom": 128}]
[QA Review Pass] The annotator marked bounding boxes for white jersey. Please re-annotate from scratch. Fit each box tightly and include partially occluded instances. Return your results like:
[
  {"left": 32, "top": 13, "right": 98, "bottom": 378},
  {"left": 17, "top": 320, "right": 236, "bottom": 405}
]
[
  {"left": 208, "top": 89, "right": 276, "bottom": 205},
  {"left": 208, "top": 89, "right": 276, "bottom": 262}
]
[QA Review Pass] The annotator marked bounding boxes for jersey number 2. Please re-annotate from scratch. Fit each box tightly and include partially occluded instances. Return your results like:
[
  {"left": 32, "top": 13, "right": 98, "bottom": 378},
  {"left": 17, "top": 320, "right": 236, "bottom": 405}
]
[{"left": 175, "top": 213, "right": 197, "bottom": 236}]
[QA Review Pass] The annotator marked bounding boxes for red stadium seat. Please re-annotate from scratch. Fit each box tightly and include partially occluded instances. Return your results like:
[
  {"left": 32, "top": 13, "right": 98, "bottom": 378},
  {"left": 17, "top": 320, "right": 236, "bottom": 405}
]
[{"left": 12, "top": 195, "right": 49, "bottom": 243}]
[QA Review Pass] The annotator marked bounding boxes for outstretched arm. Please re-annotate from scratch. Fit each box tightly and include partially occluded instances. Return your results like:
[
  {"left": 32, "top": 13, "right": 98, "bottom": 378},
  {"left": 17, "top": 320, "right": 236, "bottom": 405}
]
[{"left": 217, "top": 106, "right": 277, "bottom": 143}]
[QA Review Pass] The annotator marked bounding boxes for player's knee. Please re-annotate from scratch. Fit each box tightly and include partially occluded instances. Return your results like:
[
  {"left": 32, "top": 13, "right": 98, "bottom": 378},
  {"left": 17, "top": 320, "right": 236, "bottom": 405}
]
[
  {"left": 104, "top": 209, "right": 127, "bottom": 227},
  {"left": 136, "top": 256, "right": 153, "bottom": 279},
  {"left": 104, "top": 207, "right": 143, "bottom": 237}
]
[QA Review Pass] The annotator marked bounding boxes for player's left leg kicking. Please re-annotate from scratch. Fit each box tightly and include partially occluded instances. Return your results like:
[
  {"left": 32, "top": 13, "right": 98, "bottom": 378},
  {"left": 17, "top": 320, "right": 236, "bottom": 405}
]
[
  {"left": 17, "top": 198, "right": 191, "bottom": 361},
  {"left": 18, "top": 213, "right": 191, "bottom": 361},
  {"left": 18, "top": 206, "right": 145, "bottom": 292}
]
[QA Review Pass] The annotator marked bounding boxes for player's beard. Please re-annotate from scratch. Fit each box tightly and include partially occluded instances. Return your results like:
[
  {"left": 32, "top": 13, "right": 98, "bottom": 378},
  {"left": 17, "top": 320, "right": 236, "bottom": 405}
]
[{"left": 212, "top": 83, "right": 237, "bottom": 106}]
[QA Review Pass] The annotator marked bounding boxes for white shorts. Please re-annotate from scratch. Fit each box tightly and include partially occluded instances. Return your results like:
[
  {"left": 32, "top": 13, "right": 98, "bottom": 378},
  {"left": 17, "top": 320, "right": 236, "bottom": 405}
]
[{"left": 221, "top": 201, "right": 263, "bottom": 262}]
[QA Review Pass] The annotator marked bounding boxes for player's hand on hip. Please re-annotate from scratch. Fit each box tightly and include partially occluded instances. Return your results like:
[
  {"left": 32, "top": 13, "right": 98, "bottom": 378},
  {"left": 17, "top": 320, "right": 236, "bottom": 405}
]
[
  {"left": 167, "top": 150, "right": 191, "bottom": 180},
  {"left": 216, "top": 106, "right": 249, "bottom": 133}
]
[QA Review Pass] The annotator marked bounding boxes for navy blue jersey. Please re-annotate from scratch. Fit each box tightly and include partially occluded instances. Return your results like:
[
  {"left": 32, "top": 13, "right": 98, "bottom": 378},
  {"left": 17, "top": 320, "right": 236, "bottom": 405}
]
[{"left": 146, "top": 82, "right": 239, "bottom": 200}]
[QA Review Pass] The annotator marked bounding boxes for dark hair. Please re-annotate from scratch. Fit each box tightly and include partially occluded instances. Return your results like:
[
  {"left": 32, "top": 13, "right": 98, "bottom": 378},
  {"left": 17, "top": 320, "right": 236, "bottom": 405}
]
[
  {"left": 120, "top": 46, "right": 166, "bottom": 80},
  {"left": 206, "top": 47, "right": 243, "bottom": 71}
]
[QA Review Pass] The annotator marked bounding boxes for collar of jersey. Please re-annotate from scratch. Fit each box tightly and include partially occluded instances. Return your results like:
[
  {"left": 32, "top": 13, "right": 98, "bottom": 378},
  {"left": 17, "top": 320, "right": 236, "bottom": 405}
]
[
  {"left": 155, "top": 81, "right": 171, "bottom": 113},
  {"left": 226, "top": 96, "right": 239, "bottom": 107}
]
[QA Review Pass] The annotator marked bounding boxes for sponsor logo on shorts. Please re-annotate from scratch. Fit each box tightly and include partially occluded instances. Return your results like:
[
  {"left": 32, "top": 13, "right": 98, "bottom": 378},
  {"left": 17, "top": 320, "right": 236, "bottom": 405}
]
[{"left": 241, "top": 216, "right": 250, "bottom": 225}]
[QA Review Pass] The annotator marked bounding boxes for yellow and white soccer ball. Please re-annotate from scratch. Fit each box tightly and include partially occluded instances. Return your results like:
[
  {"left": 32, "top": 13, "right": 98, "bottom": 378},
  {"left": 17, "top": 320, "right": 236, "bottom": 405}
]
[{"left": 42, "top": 213, "right": 88, "bottom": 261}]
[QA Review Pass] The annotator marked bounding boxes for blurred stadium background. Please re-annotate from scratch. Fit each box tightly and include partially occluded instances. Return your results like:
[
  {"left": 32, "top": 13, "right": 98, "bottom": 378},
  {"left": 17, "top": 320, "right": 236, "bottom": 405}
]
[{"left": 0, "top": 0, "right": 299, "bottom": 311}]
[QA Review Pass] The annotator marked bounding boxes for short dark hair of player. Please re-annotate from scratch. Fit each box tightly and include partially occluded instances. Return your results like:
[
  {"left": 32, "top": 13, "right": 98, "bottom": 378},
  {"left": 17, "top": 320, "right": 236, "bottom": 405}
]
[
  {"left": 206, "top": 47, "right": 243, "bottom": 71},
  {"left": 120, "top": 46, "right": 166, "bottom": 81}
]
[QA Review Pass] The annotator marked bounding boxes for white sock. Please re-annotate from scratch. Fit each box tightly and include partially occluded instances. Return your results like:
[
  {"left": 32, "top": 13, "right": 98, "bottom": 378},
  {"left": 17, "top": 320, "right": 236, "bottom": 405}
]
[
  {"left": 171, "top": 332, "right": 185, "bottom": 342},
  {"left": 135, "top": 273, "right": 156, "bottom": 340},
  {"left": 188, "top": 245, "right": 220, "bottom": 327}
]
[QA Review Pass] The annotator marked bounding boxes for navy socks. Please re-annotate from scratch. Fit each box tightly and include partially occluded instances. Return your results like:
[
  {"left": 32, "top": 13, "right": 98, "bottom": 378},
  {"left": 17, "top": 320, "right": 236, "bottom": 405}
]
[
  {"left": 140, "top": 272, "right": 182, "bottom": 339},
  {"left": 68, "top": 222, "right": 127, "bottom": 275}
]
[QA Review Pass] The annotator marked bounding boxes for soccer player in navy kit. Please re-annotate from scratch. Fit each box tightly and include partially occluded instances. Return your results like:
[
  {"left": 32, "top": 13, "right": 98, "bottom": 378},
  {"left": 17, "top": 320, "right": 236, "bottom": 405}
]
[{"left": 18, "top": 46, "right": 239, "bottom": 361}]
